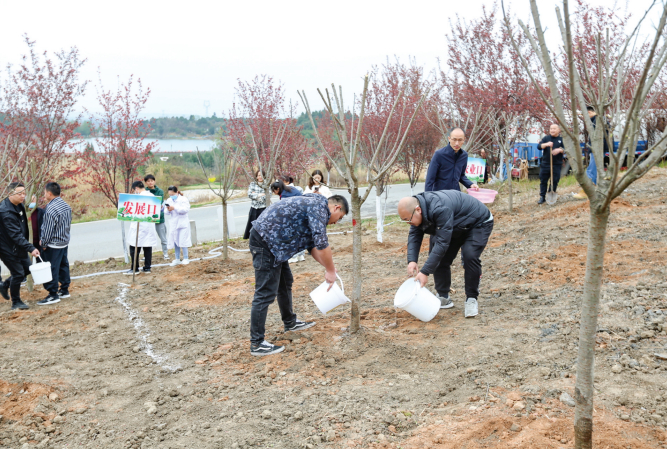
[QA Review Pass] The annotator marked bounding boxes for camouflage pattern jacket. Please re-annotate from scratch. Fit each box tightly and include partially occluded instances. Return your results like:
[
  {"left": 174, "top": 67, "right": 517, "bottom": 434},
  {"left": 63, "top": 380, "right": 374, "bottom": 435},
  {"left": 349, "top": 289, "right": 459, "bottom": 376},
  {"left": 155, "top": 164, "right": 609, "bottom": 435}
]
[{"left": 252, "top": 194, "right": 330, "bottom": 265}]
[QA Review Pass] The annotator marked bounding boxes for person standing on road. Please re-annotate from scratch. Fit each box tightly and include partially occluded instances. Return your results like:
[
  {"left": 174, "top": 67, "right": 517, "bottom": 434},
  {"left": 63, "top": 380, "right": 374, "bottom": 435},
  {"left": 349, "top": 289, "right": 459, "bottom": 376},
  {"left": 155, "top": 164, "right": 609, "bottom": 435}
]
[
  {"left": 37, "top": 182, "right": 72, "bottom": 306},
  {"left": 165, "top": 186, "right": 192, "bottom": 266},
  {"left": 573, "top": 107, "right": 609, "bottom": 200},
  {"left": 244, "top": 170, "right": 267, "bottom": 240},
  {"left": 248, "top": 193, "right": 349, "bottom": 356},
  {"left": 144, "top": 174, "right": 169, "bottom": 260},
  {"left": 0, "top": 183, "right": 40, "bottom": 310},
  {"left": 125, "top": 181, "right": 158, "bottom": 275},
  {"left": 304, "top": 170, "right": 332, "bottom": 198},
  {"left": 425, "top": 128, "right": 480, "bottom": 192},
  {"left": 398, "top": 190, "right": 494, "bottom": 318},
  {"left": 537, "top": 124, "right": 565, "bottom": 204}
]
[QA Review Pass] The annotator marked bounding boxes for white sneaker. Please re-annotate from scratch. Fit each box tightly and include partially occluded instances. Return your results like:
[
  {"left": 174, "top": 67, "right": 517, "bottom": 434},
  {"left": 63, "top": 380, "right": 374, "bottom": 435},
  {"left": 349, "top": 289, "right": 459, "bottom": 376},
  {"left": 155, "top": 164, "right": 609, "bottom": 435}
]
[
  {"left": 170, "top": 259, "right": 181, "bottom": 267},
  {"left": 298, "top": 254, "right": 305, "bottom": 262},
  {"left": 181, "top": 259, "right": 190, "bottom": 265},
  {"left": 465, "top": 298, "right": 478, "bottom": 318}
]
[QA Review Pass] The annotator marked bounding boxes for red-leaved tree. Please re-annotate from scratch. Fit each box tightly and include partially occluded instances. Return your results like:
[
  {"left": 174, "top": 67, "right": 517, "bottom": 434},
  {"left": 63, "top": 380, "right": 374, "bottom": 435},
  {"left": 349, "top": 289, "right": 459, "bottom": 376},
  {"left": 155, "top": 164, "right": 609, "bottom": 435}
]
[
  {"left": 226, "top": 75, "right": 306, "bottom": 204},
  {"left": 78, "top": 73, "right": 157, "bottom": 261}
]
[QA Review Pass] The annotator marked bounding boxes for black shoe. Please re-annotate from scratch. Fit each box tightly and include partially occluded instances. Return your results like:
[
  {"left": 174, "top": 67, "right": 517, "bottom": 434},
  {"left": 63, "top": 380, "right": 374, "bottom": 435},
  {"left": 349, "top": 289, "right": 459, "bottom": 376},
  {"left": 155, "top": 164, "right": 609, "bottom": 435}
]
[
  {"left": 37, "top": 295, "right": 61, "bottom": 306},
  {"left": 58, "top": 290, "right": 70, "bottom": 299},
  {"left": 0, "top": 283, "right": 8, "bottom": 300},
  {"left": 538, "top": 197, "right": 546, "bottom": 204},
  {"left": 284, "top": 320, "right": 316, "bottom": 332},
  {"left": 11, "top": 299, "right": 29, "bottom": 310},
  {"left": 250, "top": 340, "right": 285, "bottom": 357},
  {"left": 142, "top": 268, "right": 151, "bottom": 274}
]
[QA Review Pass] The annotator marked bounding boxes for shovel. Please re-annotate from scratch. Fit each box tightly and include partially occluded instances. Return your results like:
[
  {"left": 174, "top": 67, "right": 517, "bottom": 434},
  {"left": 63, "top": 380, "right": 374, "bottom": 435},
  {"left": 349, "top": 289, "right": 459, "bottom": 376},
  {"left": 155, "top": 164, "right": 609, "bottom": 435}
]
[{"left": 545, "top": 147, "right": 558, "bottom": 205}]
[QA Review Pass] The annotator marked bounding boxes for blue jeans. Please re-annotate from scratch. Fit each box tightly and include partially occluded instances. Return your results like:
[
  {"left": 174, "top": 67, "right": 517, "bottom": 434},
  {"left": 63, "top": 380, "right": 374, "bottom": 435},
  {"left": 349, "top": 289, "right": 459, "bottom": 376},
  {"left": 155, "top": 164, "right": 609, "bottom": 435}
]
[
  {"left": 586, "top": 153, "right": 597, "bottom": 185},
  {"left": 248, "top": 229, "right": 297, "bottom": 345}
]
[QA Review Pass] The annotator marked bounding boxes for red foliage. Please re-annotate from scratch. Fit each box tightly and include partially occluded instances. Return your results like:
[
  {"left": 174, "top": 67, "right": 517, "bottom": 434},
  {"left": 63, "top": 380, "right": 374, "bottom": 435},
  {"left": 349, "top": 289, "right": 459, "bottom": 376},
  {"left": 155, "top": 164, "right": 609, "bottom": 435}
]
[
  {"left": 443, "top": 3, "right": 549, "bottom": 142},
  {"left": 0, "top": 35, "right": 87, "bottom": 202},
  {"left": 226, "top": 75, "right": 307, "bottom": 190},
  {"left": 78, "top": 73, "right": 157, "bottom": 207}
]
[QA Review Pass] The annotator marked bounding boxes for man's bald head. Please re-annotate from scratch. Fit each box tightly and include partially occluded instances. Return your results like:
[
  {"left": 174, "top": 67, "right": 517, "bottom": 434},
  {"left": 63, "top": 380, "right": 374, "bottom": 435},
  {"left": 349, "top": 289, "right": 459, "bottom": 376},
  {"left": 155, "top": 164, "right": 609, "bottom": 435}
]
[
  {"left": 398, "top": 197, "right": 422, "bottom": 226},
  {"left": 449, "top": 128, "right": 466, "bottom": 151}
]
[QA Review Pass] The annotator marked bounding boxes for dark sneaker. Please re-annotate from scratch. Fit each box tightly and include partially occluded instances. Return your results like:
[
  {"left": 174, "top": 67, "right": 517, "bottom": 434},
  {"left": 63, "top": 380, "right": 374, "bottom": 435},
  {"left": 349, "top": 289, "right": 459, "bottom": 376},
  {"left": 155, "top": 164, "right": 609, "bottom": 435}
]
[
  {"left": 142, "top": 268, "right": 151, "bottom": 274},
  {"left": 284, "top": 320, "right": 316, "bottom": 332},
  {"left": 37, "top": 295, "right": 61, "bottom": 306},
  {"left": 0, "top": 283, "right": 8, "bottom": 300},
  {"left": 250, "top": 340, "right": 285, "bottom": 357},
  {"left": 58, "top": 291, "right": 71, "bottom": 299},
  {"left": 11, "top": 299, "right": 29, "bottom": 310},
  {"left": 537, "top": 197, "right": 546, "bottom": 204},
  {"left": 437, "top": 294, "right": 454, "bottom": 309},
  {"left": 123, "top": 269, "right": 141, "bottom": 276}
]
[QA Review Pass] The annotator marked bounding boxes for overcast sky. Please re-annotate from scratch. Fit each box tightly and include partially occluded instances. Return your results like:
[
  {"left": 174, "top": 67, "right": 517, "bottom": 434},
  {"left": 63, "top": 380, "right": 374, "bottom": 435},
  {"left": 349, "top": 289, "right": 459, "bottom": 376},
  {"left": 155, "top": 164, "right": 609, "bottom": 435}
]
[{"left": 1, "top": 0, "right": 656, "bottom": 118}]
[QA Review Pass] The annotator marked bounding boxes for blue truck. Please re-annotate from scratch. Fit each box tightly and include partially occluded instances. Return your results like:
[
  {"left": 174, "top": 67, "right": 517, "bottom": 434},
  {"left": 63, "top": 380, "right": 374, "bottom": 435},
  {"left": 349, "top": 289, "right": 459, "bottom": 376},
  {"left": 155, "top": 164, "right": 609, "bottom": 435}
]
[{"left": 509, "top": 141, "right": 648, "bottom": 178}]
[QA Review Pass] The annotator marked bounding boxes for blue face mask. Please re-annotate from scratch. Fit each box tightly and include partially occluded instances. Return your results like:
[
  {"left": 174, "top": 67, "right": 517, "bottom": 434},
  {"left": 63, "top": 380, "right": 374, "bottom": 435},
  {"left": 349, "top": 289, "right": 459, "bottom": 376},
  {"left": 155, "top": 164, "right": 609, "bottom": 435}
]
[
  {"left": 170, "top": 195, "right": 178, "bottom": 201},
  {"left": 28, "top": 202, "right": 36, "bottom": 209}
]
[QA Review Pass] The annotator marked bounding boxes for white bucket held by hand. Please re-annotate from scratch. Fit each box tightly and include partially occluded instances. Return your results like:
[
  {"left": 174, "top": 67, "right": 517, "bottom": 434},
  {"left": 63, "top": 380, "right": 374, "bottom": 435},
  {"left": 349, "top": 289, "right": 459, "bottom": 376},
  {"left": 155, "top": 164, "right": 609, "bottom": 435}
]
[
  {"left": 29, "top": 256, "right": 52, "bottom": 285},
  {"left": 310, "top": 274, "right": 351, "bottom": 315},
  {"left": 394, "top": 278, "right": 440, "bottom": 322}
]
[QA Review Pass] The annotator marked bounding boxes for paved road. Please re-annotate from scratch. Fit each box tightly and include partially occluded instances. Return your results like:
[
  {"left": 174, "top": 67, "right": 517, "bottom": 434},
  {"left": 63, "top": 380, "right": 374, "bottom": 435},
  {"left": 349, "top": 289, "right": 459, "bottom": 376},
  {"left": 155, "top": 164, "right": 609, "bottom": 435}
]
[{"left": 67, "top": 182, "right": 425, "bottom": 262}]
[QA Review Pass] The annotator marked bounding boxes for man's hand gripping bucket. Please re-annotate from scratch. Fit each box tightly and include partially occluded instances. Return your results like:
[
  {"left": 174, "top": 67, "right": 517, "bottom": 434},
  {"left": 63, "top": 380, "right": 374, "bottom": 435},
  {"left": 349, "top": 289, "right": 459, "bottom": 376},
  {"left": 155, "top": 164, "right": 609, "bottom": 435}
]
[{"left": 310, "top": 274, "right": 351, "bottom": 315}]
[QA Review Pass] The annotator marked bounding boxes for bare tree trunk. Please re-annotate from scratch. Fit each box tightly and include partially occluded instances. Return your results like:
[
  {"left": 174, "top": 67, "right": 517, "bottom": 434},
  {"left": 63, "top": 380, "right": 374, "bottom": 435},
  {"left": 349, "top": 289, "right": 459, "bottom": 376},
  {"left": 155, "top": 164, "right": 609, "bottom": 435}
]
[
  {"left": 264, "top": 186, "right": 272, "bottom": 207},
  {"left": 121, "top": 222, "right": 129, "bottom": 263},
  {"left": 222, "top": 199, "right": 229, "bottom": 260},
  {"left": 350, "top": 190, "right": 362, "bottom": 333},
  {"left": 26, "top": 215, "right": 34, "bottom": 292},
  {"left": 506, "top": 157, "right": 513, "bottom": 212},
  {"left": 574, "top": 206, "right": 610, "bottom": 449}
]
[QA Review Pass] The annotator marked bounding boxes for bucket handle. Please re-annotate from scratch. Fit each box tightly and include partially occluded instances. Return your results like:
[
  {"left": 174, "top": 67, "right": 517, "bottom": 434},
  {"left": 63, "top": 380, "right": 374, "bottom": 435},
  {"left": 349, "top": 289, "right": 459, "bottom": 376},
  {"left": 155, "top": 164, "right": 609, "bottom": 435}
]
[
  {"left": 329, "top": 273, "right": 344, "bottom": 295},
  {"left": 34, "top": 255, "right": 45, "bottom": 264}
]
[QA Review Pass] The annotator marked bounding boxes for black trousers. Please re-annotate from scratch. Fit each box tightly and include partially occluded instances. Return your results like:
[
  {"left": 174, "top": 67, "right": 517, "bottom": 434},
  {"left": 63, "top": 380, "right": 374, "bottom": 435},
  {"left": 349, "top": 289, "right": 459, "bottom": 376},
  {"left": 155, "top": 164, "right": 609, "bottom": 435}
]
[
  {"left": 244, "top": 207, "right": 266, "bottom": 240},
  {"left": 248, "top": 229, "right": 297, "bottom": 345},
  {"left": 539, "top": 163, "right": 562, "bottom": 198},
  {"left": 0, "top": 254, "right": 31, "bottom": 301},
  {"left": 129, "top": 246, "right": 152, "bottom": 271},
  {"left": 43, "top": 247, "right": 71, "bottom": 296},
  {"left": 430, "top": 220, "right": 494, "bottom": 299}
]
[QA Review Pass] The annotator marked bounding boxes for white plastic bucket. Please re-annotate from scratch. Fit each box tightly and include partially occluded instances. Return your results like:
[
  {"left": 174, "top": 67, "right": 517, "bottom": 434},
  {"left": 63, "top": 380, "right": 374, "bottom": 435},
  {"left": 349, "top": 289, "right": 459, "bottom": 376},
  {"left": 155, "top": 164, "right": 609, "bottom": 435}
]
[
  {"left": 29, "top": 256, "right": 52, "bottom": 285},
  {"left": 310, "top": 274, "right": 351, "bottom": 315},
  {"left": 394, "top": 279, "right": 440, "bottom": 322}
]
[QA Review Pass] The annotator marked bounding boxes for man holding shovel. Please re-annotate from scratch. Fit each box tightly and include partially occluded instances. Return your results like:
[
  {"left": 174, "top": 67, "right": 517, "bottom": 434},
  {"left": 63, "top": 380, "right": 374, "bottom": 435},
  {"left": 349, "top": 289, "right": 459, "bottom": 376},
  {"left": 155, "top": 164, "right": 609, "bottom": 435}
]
[
  {"left": 248, "top": 193, "right": 348, "bottom": 356},
  {"left": 398, "top": 190, "right": 494, "bottom": 318},
  {"left": 538, "top": 124, "right": 565, "bottom": 205}
]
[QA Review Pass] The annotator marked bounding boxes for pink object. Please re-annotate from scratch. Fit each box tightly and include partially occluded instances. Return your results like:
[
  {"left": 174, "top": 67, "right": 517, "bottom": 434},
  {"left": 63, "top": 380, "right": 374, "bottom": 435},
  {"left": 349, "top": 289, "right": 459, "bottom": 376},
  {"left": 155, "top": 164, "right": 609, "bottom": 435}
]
[{"left": 467, "top": 188, "right": 498, "bottom": 204}]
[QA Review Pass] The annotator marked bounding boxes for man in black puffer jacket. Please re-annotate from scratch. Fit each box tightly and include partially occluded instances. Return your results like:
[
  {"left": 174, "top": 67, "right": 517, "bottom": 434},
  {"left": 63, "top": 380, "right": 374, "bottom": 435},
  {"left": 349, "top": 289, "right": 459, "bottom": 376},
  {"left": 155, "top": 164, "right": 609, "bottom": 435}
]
[
  {"left": 0, "top": 182, "right": 40, "bottom": 310},
  {"left": 398, "top": 190, "right": 494, "bottom": 318}
]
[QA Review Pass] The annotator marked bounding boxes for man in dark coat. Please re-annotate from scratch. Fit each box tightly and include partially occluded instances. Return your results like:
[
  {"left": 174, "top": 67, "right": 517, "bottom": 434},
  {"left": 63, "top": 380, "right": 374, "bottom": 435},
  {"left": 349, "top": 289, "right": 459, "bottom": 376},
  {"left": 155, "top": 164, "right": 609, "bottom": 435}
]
[
  {"left": 537, "top": 123, "right": 565, "bottom": 204},
  {"left": 425, "top": 128, "right": 480, "bottom": 192},
  {"left": 0, "top": 182, "right": 41, "bottom": 310},
  {"left": 398, "top": 190, "right": 494, "bottom": 318}
]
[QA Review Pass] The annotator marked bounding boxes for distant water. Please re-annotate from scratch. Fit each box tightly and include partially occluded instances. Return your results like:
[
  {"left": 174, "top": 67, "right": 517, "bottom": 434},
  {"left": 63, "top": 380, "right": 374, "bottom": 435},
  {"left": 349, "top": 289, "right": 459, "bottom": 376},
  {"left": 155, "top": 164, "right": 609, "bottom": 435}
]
[{"left": 69, "top": 138, "right": 215, "bottom": 154}]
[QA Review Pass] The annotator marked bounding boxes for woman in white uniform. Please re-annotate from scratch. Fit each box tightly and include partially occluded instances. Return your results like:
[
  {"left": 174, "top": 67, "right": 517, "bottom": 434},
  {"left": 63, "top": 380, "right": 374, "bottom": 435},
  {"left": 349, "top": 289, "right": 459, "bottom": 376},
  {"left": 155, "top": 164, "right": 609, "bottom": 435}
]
[
  {"left": 126, "top": 181, "right": 158, "bottom": 275},
  {"left": 304, "top": 169, "right": 332, "bottom": 198},
  {"left": 165, "top": 186, "right": 192, "bottom": 266}
]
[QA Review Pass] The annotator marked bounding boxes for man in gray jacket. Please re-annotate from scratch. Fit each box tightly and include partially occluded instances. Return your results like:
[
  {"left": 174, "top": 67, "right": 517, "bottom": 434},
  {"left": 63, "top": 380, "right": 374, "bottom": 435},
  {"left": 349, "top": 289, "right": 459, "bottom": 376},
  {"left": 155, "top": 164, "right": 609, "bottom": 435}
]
[{"left": 398, "top": 191, "right": 494, "bottom": 318}]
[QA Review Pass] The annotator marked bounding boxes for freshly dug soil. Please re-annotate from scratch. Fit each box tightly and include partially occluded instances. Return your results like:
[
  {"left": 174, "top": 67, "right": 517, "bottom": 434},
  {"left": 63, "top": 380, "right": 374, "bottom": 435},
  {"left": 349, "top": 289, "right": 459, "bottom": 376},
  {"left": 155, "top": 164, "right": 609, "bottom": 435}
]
[{"left": 1, "top": 169, "right": 667, "bottom": 449}]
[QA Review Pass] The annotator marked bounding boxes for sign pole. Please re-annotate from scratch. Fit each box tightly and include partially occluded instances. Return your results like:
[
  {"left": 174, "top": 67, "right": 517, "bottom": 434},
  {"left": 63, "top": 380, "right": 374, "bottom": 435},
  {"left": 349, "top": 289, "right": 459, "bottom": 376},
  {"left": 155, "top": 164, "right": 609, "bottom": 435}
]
[{"left": 132, "top": 221, "right": 140, "bottom": 284}]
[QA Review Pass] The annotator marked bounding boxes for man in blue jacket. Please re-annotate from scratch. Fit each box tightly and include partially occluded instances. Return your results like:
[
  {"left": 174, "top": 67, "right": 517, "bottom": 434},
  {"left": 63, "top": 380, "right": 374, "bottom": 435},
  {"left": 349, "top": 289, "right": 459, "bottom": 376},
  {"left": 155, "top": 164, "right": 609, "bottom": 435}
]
[{"left": 425, "top": 128, "right": 480, "bottom": 192}]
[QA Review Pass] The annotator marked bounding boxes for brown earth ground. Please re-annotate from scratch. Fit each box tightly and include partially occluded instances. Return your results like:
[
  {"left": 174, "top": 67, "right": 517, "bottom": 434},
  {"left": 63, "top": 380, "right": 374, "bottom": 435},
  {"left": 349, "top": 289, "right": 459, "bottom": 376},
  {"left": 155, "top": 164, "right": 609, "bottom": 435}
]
[{"left": 1, "top": 169, "right": 667, "bottom": 449}]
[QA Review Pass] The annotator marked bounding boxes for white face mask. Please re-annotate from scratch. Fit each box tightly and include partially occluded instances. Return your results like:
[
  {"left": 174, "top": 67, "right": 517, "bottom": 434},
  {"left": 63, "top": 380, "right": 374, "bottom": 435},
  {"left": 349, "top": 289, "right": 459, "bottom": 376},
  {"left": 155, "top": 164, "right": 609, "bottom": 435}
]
[
  {"left": 28, "top": 202, "right": 36, "bottom": 209},
  {"left": 170, "top": 195, "right": 178, "bottom": 201}
]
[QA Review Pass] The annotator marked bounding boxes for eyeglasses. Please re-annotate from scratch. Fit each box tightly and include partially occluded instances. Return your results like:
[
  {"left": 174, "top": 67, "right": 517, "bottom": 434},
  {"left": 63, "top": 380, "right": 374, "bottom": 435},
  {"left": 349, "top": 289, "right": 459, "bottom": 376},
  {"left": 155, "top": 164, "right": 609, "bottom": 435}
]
[
  {"left": 400, "top": 207, "right": 418, "bottom": 223},
  {"left": 450, "top": 138, "right": 465, "bottom": 142}
]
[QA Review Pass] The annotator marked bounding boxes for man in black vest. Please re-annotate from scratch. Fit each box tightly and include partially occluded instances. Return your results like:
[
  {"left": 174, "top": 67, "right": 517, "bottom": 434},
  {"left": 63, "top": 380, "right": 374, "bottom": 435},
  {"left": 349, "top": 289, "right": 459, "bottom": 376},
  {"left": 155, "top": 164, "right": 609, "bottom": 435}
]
[
  {"left": 538, "top": 123, "right": 565, "bottom": 204},
  {"left": 0, "top": 183, "right": 41, "bottom": 310}
]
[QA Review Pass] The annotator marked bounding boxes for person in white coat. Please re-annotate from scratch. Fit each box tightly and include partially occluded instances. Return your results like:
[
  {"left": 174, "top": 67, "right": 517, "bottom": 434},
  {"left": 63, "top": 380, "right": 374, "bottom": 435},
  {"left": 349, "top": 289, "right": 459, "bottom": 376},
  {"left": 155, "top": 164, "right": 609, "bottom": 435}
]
[
  {"left": 165, "top": 186, "right": 192, "bottom": 266},
  {"left": 125, "top": 181, "right": 158, "bottom": 275},
  {"left": 304, "top": 169, "right": 332, "bottom": 198}
]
